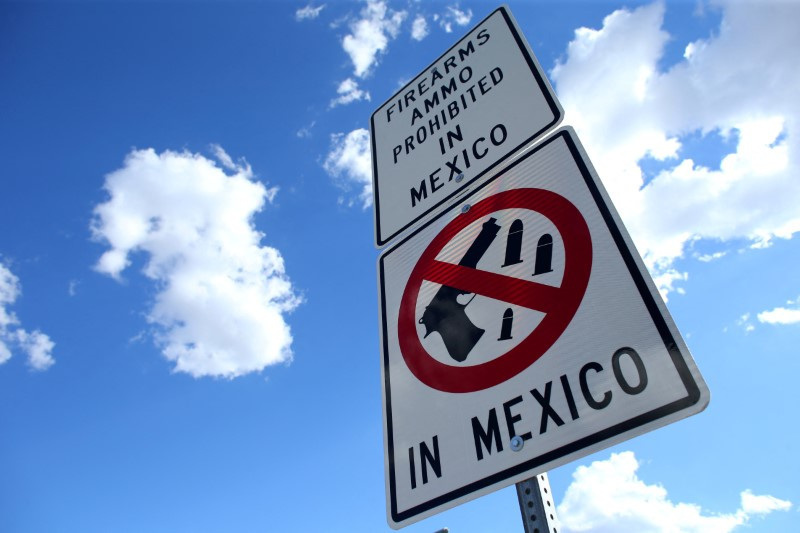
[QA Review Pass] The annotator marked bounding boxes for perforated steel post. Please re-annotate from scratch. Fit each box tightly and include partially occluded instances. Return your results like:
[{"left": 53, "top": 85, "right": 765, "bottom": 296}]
[{"left": 515, "top": 473, "right": 560, "bottom": 533}]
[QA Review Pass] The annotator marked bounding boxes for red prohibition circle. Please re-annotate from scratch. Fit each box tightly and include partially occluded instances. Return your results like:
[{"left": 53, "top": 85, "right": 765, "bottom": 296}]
[{"left": 398, "top": 188, "right": 592, "bottom": 393}]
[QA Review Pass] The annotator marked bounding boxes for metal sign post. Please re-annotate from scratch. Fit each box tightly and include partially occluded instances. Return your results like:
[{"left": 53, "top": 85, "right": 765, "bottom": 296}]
[{"left": 516, "top": 474, "right": 559, "bottom": 533}]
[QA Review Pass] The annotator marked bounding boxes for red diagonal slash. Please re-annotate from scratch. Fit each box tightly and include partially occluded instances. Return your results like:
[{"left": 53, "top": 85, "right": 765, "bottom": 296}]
[
  {"left": 423, "top": 260, "right": 561, "bottom": 313},
  {"left": 398, "top": 187, "right": 592, "bottom": 393}
]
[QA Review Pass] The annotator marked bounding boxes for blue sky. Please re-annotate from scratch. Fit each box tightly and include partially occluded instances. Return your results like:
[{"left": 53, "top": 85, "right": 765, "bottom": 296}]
[{"left": 1, "top": 1, "right": 798, "bottom": 532}]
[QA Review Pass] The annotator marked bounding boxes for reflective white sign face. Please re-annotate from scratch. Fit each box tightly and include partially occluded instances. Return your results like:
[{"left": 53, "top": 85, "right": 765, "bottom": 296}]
[
  {"left": 371, "top": 6, "right": 562, "bottom": 247},
  {"left": 377, "top": 127, "right": 709, "bottom": 528}
]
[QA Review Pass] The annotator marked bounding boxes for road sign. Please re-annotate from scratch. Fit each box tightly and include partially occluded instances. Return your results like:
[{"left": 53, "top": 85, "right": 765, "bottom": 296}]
[
  {"left": 370, "top": 6, "right": 563, "bottom": 247},
  {"left": 377, "top": 127, "right": 709, "bottom": 528}
]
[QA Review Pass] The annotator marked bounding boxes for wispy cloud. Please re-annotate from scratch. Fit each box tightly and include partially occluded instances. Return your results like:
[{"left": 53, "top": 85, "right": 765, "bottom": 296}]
[
  {"left": 68, "top": 279, "right": 79, "bottom": 296},
  {"left": 0, "top": 261, "right": 55, "bottom": 370},
  {"left": 551, "top": 0, "right": 800, "bottom": 296},
  {"left": 737, "top": 312, "right": 755, "bottom": 333},
  {"left": 410, "top": 14, "right": 429, "bottom": 41},
  {"left": 296, "top": 121, "right": 316, "bottom": 139},
  {"left": 434, "top": 4, "right": 473, "bottom": 33},
  {"left": 559, "top": 451, "right": 791, "bottom": 532},
  {"left": 695, "top": 251, "right": 727, "bottom": 263},
  {"left": 329, "top": 77, "right": 371, "bottom": 108},
  {"left": 91, "top": 147, "right": 301, "bottom": 379},
  {"left": 296, "top": 4, "right": 325, "bottom": 22},
  {"left": 323, "top": 128, "right": 372, "bottom": 208},
  {"left": 342, "top": 0, "right": 406, "bottom": 78},
  {"left": 652, "top": 269, "right": 687, "bottom": 301}
]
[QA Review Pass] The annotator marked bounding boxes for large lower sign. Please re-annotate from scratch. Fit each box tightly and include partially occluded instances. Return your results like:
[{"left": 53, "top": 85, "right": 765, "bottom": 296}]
[
  {"left": 377, "top": 127, "right": 709, "bottom": 528},
  {"left": 370, "top": 6, "right": 562, "bottom": 247}
]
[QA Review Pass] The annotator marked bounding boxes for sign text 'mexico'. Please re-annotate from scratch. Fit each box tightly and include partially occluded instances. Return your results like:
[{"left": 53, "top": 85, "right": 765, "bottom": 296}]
[{"left": 371, "top": 7, "right": 562, "bottom": 247}]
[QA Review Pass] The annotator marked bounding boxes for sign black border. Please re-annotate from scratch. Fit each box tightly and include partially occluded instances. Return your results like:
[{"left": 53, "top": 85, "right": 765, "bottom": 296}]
[
  {"left": 378, "top": 128, "right": 704, "bottom": 526},
  {"left": 371, "top": 6, "right": 563, "bottom": 247}
]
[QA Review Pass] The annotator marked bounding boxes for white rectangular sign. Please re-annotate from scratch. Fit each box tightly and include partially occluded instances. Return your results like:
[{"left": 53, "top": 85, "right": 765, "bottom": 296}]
[
  {"left": 377, "top": 127, "right": 709, "bottom": 528},
  {"left": 370, "top": 6, "right": 563, "bottom": 247}
]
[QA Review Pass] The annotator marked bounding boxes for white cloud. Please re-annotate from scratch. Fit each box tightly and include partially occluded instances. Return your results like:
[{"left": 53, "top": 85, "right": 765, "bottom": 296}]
[
  {"left": 323, "top": 128, "right": 373, "bottom": 208},
  {"left": 758, "top": 308, "right": 800, "bottom": 325},
  {"left": 296, "top": 4, "right": 325, "bottom": 21},
  {"left": 411, "top": 15, "right": 428, "bottom": 41},
  {"left": 14, "top": 329, "right": 55, "bottom": 371},
  {"left": 91, "top": 147, "right": 301, "bottom": 379},
  {"left": 757, "top": 296, "right": 800, "bottom": 325},
  {"left": 740, "top": 489, "right": 793, "bottom": 515},
  {"left": 551, "top": 1, "right": 800, "bottom": 296},
  {"left": 436, "top": 4, "right": 473, "bottom": 33},
  {"left": 0, "top": 263, "right": 20, "bottom": 330},
  {"left": 342, "top": 0, "right": 406, "bottom": 78},
  {"left": 329, "top": 77, "right": 371, "bottom": 108},
  {"left": 0, "top": 261, "right": 56, "bottom": 370},
  {"left": 558, "top": 451, "right": 791, "bottom": 532},
  {"left": 0, "top": 263, "right": 18, "bottom": 366}
]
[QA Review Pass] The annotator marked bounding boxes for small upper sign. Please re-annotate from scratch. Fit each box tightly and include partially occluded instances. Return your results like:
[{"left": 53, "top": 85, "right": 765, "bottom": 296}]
[{"left": 370, "top": 6, "right": 563, "bottom": 247}]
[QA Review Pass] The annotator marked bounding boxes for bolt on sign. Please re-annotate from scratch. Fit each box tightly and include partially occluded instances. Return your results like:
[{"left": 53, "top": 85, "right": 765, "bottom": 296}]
[
  {"left": 370, "top": 6, "right": 563, "bottom": 247},
  {"left": 376, "top": 127, "right": 709, "bottom": 528}
]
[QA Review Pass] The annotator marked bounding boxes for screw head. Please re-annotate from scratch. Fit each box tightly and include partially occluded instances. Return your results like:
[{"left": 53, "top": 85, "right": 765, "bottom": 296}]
[
  {"left": 461, "top": 204, "right": 471, "bottom": 214},
  {"left": 510, "top": 435, "right": 524, "bottom": 451},
  {"left": 455, "top": 173, "right": 464, "bottom": 183}
]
